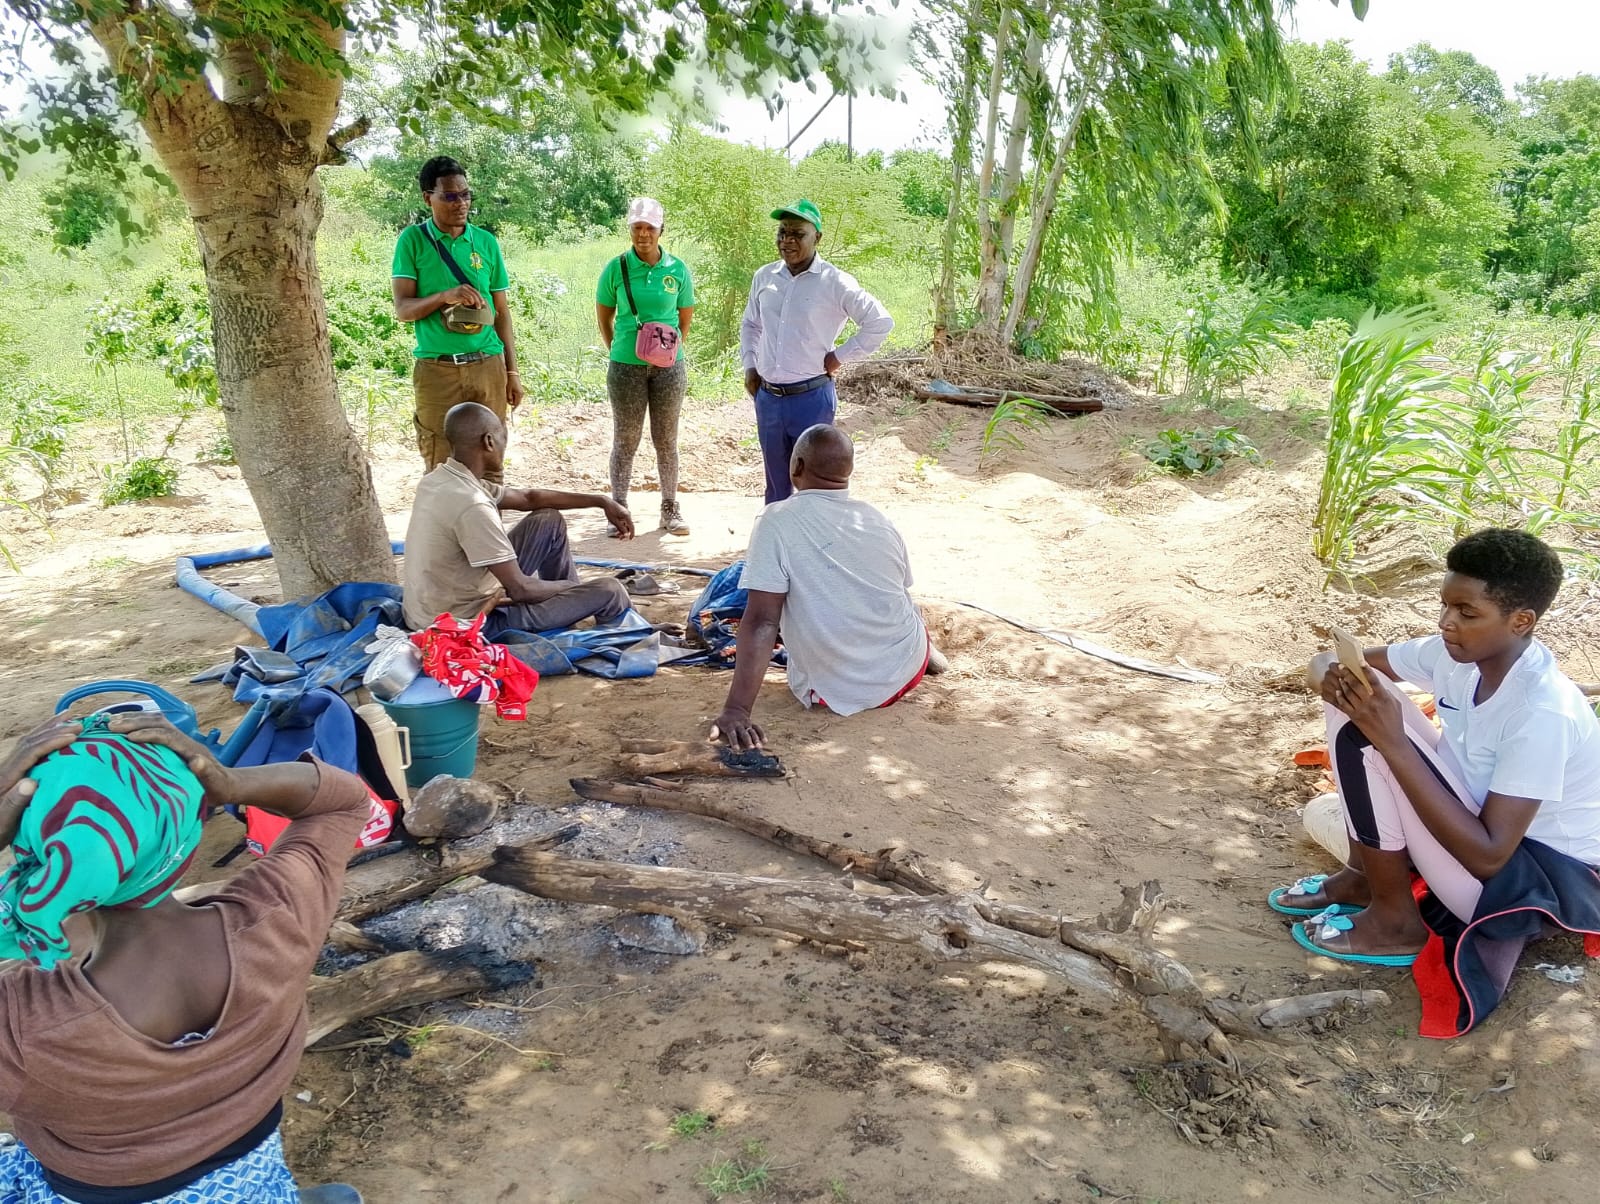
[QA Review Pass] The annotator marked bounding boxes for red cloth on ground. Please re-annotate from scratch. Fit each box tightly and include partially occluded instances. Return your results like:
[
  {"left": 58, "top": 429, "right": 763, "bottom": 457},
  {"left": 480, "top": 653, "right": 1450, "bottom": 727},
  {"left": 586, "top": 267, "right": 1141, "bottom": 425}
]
[{"left": 411, "top": 612, "right": 540, "bottom": 721}]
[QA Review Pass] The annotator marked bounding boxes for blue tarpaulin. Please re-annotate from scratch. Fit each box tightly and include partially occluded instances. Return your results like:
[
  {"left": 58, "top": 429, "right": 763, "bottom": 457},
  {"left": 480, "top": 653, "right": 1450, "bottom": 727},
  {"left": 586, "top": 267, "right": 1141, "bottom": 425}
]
[{"left": 176, "top": 542, "right": 681, "bottom": 690}]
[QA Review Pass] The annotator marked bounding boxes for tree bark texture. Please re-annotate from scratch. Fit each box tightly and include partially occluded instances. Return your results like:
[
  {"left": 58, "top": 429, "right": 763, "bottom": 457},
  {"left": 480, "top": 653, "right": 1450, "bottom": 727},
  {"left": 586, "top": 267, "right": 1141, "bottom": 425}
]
[
  {"left": 337, "top": 822, "right": 580, "bottom": 924},
  {"left": 87, "top": 16, "right": 396, "bottom": 599},
  {"left": 570, "top": 778, "right": 949, "bottom": 894},
  {"left": 1003, "top": 67, "right": 1098, "bottom": 346},
  {"left": 991, "top": 29, "right": 1043, "bottom": 305}
]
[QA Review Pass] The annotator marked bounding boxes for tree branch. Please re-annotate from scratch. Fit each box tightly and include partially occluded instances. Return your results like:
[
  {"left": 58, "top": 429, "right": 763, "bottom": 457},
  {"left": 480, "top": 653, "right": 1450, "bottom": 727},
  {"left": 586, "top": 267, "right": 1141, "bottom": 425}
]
[
  {"left": 322, "top": 114, "right": 371, "bottom": 164},
  {"left": 81, "top": 0, "right": 222, "bottom": 136}
]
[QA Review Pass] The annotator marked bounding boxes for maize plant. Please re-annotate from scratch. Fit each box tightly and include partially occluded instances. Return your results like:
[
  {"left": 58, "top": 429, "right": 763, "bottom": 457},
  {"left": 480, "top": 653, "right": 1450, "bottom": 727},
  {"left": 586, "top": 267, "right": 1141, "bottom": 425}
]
[
  {"left": 1436, "top": 335, "right": 1546, "bottom": 538},
  {"left": 1312, "top": 307, "right": 1464, "bottom": 579}
]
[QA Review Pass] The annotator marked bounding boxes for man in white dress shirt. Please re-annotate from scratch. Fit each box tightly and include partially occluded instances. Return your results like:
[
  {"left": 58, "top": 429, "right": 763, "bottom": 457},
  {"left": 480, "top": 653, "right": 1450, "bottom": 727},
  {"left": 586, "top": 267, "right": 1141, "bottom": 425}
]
[{"left": 739, "top": 199, "right": 894, "bottom": 503}]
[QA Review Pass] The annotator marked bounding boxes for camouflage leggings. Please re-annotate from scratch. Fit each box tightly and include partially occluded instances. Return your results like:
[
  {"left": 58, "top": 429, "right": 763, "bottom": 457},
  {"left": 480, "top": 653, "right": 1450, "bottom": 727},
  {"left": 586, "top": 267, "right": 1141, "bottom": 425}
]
[{"left": 605, "top": 359, "right": 686, "bottom": 505}]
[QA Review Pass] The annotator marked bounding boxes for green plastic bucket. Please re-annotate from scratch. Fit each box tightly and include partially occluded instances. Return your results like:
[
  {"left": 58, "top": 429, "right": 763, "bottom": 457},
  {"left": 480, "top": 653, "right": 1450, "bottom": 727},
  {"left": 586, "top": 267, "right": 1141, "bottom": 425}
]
[{"left": 379, "top": 695, "right": 481, "bottom": 789}]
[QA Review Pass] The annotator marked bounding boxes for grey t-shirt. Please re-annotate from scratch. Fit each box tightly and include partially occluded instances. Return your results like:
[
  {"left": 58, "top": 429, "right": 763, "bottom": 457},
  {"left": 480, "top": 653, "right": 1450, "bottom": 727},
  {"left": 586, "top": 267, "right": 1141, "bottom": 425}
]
[
  {"left": 401, "top": 459, "right": 513, "bottom": 629},
  {"left": 739, "top": 489, "right": 927, "bottom": 716}
]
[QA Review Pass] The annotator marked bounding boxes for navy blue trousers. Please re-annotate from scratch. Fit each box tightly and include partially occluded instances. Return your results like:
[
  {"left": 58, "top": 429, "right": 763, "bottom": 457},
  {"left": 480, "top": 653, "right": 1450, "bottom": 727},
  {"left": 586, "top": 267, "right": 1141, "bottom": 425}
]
[{"left": 755, "top": 380, "right": 836, "bottom": 503}]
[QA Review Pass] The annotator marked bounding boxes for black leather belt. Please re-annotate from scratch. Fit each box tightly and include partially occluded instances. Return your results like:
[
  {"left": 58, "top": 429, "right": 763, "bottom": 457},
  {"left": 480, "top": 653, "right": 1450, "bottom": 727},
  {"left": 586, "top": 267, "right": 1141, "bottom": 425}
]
[
  {"left": 429, "top": 351, "right": 495, "bottom": 365},
  {"left": 761, "top": 374, "right": 831, "bottom": 396}
]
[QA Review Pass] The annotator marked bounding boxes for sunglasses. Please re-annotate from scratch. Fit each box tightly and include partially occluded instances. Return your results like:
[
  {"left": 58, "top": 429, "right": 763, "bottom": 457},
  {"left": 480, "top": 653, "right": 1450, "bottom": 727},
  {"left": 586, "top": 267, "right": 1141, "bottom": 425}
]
[{"left": 429, "top": 189, "right": 472, "bottom": 204}]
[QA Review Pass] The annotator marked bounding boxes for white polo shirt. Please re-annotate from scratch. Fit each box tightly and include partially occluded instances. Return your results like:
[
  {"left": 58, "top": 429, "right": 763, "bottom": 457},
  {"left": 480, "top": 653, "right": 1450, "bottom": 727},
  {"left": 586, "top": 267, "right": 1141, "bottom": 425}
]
[
  {"left": 1387, "top": 634, "right": 1600, "bottom": 864},
  {"left": 739, "top": 489, "right": 927, "bottom": 716}
]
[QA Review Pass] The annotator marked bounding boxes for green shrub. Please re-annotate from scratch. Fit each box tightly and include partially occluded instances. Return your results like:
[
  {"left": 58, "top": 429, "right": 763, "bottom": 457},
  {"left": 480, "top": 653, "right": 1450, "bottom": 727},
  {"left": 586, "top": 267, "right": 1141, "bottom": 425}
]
[
  {"left": 1161, "top": 287, "right": 1293, "bottom": 401},
  {"left": 103, "top": 456, "right": 179, "bottom": 505},
  {"left": 5, "top": 383, "right": 83, "bottom": 475},
  {"left": 1293, "top": 317, "right": 1353, "bottom": 379},
  {"left": 201, "top": 433, "right": 235, "bottom": 465},
  {"left": 1143, "top": 426, "right": 1261, "bottom": 475},
  {"left": 325, "top": 279, "right": 412, "bottom": 375}
]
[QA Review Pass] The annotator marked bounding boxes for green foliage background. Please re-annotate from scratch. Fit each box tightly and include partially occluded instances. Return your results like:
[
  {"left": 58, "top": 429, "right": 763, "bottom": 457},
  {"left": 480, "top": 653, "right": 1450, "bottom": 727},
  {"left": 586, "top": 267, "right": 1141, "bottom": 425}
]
[{"left": 5, "top": 34, "right": 1600, "bottom": 564}]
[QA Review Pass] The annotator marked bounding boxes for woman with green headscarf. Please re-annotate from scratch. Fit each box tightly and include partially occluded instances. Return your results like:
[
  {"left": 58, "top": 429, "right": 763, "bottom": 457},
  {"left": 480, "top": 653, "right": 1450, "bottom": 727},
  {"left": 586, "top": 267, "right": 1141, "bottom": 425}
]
[{"left": 0, "top": 711, "right": 369, "bottom": 1204}]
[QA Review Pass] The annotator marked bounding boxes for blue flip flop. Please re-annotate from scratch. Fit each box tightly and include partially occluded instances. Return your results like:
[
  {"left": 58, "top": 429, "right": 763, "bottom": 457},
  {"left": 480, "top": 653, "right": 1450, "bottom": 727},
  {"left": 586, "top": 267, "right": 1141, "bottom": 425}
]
[
  {"left": 1291, "top": 910, "right": 1418, "bottom": 967},
  {"left": 1267, "top": 874, "right": 1364, "bottom": 917}
]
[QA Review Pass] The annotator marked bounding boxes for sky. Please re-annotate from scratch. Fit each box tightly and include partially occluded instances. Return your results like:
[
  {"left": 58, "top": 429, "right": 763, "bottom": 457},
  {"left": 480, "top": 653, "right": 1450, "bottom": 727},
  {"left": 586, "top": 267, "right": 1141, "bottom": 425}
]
[{"left": 706, "top": 0, "right": 1600, "bottom": 159}]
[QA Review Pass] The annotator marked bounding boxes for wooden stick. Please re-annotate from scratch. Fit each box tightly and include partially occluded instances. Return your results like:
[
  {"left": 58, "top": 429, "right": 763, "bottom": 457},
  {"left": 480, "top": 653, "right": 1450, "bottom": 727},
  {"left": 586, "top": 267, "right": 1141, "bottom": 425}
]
[
  {"left": 570, "top": 779, "right": 947, "bottom": 895},
  {"left": 485, "top": 848, "right": 1236, "bottom": 1063},
  {"left": 615, "top": 741, "right": 785, "bottom": 779},
  {"left": 486, "top": 848, "right": 1127, "bottom": 1003},
  {"left": 327, "top": 920, "right": 387, "bottom": 955},
  {"left": 337, "top": 823, "right": 580, "bottom": 924},
  {"left": 561, "top": 782, "right": 1389, "bottom": 1043},
  {"left": 304, "top": 950, "right": 492, "bottom": 1047},
  {"left": 1207, "top": 990, "right": 1392, "bottom": 1034},
  {"left": 572, "top": 779, "right": 1199, "bottom": 1000}
]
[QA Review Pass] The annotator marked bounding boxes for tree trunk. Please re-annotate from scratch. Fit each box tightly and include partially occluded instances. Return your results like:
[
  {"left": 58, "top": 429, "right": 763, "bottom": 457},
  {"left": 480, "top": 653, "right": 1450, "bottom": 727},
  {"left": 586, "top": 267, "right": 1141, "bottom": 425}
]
[
  {"left": 486, "top": 848, "right": 1128, "bottom": 1004},
  {"left": 199, "top": 179, "right": 396, "bottom": 598},
  {"left": 994, "top": 32, "right": 1043, "bottom": 273},
  {"left": 304, "top": 950, "right": 493, "bottom": 1047},
  {"left": 1002, "top": 73, "right": 1097, "bottom": 347},
  {"left": 935, "top": 0, "right": 985, "bottom": 336},
  {"left": 88, "top": 19, "right": 396, "bottom": 599},
  {"left": 972, "top": 6, "right": 1012, "bottom": 333}
]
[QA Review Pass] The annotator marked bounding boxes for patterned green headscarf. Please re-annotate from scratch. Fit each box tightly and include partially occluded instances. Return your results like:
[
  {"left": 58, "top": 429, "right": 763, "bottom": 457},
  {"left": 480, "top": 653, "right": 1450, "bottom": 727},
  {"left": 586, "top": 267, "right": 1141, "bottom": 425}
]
[{"left": 0, "top": 715, "right": 206, "bottom": 970}]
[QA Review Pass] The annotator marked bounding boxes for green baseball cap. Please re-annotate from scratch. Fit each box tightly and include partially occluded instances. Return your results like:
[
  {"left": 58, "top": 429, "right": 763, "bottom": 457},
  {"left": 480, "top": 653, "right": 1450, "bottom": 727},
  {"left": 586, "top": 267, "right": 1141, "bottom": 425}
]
[{"left": 771, "top": 199, "right": 822, "bottom": 232}]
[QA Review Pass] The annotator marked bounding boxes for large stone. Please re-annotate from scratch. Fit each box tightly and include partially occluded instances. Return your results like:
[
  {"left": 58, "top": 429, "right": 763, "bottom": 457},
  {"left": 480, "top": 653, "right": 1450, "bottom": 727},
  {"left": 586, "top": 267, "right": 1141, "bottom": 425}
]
[
  {"left": 406, "top": 776, "right": 503, "bottom": 841},
  {"left": 609, "top": 913, "right": 706, "bottom": 956}
]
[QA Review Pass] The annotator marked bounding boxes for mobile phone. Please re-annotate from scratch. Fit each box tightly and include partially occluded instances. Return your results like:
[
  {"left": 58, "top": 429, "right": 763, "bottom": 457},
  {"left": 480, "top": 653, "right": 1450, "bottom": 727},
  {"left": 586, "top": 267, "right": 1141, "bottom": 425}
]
[{"left": 1329, "top": 625, "right": 1371, "bottom": 689}]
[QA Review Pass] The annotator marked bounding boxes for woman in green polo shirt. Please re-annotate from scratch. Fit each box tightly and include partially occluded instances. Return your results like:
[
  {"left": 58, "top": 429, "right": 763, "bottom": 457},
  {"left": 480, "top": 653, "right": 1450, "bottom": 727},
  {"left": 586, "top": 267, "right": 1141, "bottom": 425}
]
[{"left": 596, "top": 197, "right": 695, "bottom": 536}]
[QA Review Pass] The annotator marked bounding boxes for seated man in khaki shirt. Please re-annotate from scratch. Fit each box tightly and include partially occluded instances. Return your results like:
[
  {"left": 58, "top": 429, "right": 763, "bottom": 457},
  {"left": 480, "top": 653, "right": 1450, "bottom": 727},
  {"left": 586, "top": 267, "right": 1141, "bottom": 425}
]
[{"left": 402, "top": 403, "right": 635, "bottom": 635}]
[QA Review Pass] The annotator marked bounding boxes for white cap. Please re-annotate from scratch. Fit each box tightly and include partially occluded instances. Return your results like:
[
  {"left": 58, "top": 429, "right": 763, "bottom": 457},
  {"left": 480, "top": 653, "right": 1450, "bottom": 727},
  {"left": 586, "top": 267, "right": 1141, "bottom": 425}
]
[{"left": 626, "top": 196, "right": 665, "bottom": 229}]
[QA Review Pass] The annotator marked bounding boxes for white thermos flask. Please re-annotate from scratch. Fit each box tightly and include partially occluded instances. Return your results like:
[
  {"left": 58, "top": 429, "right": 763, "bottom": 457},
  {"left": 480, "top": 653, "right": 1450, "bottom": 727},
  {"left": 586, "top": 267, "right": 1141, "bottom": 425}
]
[{"left": 356, "top": 702, "right": 412, "bottom": 805}]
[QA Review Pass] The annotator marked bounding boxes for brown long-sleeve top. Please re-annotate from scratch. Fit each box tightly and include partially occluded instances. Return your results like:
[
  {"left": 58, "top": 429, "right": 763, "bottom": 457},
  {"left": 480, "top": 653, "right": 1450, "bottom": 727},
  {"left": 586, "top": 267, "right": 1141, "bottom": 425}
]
[{"left": 0, "top": 759, "right": 368, "bottom": 1186}]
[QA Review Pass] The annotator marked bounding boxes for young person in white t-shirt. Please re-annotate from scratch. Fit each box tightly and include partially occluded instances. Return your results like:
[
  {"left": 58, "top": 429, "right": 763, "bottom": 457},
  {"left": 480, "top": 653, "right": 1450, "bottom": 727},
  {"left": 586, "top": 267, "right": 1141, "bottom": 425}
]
[{"left": 1270, "top": 528, "right": 1600, "bottom": 966}]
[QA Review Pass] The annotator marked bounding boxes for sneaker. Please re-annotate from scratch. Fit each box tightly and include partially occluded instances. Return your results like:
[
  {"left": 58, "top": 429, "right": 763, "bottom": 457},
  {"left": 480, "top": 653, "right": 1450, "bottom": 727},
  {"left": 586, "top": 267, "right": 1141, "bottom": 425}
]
[{"left": 660, "top": 501, "right": 689, "bottom": 536}]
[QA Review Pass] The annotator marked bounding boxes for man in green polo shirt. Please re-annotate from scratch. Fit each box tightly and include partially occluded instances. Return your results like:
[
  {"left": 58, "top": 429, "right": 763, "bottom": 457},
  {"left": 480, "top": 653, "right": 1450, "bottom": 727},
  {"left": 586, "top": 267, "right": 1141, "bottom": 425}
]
[{"left": 391, "top": 155, "right": 525, "bottom": 482}]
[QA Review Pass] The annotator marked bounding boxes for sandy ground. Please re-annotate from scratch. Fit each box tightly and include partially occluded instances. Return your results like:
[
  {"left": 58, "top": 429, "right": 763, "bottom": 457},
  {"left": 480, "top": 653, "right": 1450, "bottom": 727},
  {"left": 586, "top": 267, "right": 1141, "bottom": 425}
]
[{"left": 3, "top": 371, "right": 1600, "bottom": 1204}]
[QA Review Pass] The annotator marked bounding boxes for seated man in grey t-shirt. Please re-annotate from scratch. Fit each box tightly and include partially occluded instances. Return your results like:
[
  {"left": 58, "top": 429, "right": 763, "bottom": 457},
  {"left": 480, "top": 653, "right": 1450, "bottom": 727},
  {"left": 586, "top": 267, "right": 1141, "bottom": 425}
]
[{"left": 710, "top": 425, "right": 945, "bottom": 750}]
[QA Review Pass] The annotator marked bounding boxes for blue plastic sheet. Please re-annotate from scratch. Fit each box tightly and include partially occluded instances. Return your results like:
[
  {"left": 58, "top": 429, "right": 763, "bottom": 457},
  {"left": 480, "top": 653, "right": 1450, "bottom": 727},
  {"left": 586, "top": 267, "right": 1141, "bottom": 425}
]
[
  {"left": 495, "top": 607, "right": 660, "bottom": 679},
  {"left": 176, "top": 543, "right": 669, "bottom": 688},
  {"left": 674, "top": 561, "right": 785, "bottom": 670}
]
